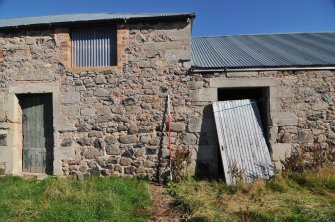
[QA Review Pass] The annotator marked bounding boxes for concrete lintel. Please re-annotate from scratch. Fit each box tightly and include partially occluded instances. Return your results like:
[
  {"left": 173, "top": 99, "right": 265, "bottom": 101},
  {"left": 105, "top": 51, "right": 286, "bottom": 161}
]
[{"left": 209, "top": 77, "right": 277, "bottom": 88}]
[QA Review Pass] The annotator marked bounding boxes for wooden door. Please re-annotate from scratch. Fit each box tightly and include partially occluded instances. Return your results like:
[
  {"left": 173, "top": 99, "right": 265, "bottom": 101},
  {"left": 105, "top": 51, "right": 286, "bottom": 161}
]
[{"left": 19, "top": 94, "right": 53, "bottom": 174}]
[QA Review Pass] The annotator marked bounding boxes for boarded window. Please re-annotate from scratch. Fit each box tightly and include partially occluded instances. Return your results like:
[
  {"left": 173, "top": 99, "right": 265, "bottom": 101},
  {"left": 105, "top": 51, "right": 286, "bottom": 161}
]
[{"left": 71, "top": 26, "right": 117, "bottom": 67}]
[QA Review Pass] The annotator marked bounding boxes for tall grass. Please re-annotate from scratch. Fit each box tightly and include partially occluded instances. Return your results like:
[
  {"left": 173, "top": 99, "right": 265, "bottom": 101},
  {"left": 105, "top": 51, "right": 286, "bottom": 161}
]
[
  {"left": 0, "top": 176, "right": 151, "bottom": 222},
  {"left": 169, "top": 142, "right": 335, "bottom": 221},
  {"left": 170, "top": 168, "right": 335, "bottom": 222}
]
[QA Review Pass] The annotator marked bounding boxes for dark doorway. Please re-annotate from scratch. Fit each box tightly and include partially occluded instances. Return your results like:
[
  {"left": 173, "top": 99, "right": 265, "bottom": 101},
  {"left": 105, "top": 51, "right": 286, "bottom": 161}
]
[
  {"left": 218, "top": 87, "right": 269, "bottom": 132},
  {"left": 18, "top": 94, "right": 54, "bottom": 174}
]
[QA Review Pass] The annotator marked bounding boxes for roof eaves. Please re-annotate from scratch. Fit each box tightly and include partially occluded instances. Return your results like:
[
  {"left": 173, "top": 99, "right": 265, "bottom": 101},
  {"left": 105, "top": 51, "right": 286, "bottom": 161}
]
[
  {"left": 0, "top": 12, "right": 196, "bottom": 30},
  {"left": 191, "top": 64, "right": 335, "bottom": 72}
]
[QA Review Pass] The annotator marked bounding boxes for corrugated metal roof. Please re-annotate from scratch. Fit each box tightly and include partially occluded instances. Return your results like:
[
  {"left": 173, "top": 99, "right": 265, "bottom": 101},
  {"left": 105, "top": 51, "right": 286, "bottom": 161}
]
[
  {"left": 0, "top": 12, "right": 195, "bottom": 29},
  {"left": 192, "top": 32, "right": 335, "bottom": 69}
]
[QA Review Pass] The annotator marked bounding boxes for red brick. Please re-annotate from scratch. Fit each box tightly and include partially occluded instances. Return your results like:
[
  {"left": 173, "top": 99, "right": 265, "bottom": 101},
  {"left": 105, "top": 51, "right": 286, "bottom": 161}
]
[{"left": 0, "top": 49, "right": 5, "bottom": 62}]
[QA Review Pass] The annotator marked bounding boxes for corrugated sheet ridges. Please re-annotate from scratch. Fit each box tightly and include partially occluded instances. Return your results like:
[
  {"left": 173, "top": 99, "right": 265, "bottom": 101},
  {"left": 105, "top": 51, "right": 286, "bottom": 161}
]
[
  {"left": 192, "top": 32, "right": 335, "bottom": 69},
  {"left": 212, "top": 100, "right": 273, "bottom": 184},
  {"left": 0, "top": 12, "right": 195, "bottom": 29},
  {"left": 72, "top": 26, "right": 117, "bottom": 67}
]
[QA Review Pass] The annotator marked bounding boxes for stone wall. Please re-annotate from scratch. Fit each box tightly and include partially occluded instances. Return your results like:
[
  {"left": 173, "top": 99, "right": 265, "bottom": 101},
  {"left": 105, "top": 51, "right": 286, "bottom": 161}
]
[
  {"left": 189, "top": 70, "right": 335, "bottom": 171},
  {"left": 0, "top": 19, "right": 194, "bottom": 180},
  {"left": 0, "top": 19, "right": 334, "bottom": 180}
]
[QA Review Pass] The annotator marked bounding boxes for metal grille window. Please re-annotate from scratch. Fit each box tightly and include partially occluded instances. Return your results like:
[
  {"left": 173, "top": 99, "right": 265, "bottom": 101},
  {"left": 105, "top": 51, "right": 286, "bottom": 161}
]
[{"left": 71, "top": 26, "right": 117, "bottom": 67}]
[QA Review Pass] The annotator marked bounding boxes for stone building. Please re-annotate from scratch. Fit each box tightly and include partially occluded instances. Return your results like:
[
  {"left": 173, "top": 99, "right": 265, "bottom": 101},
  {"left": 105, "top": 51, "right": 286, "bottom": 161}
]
[{"left": 0, "top": 12, "right": 334, "bottom": 180}]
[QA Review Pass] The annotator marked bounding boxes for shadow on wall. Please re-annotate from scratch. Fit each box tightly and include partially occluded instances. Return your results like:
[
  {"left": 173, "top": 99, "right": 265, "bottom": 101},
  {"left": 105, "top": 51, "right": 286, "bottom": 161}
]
[
  {"left": 194, "top": 104, "right": 222, "bottom": 180},
  {"left": 155, "top": 96, "right": 169, "bottom": 183},
  {"left": 155, "top": 100, "right": 222, "bottom": 182}
]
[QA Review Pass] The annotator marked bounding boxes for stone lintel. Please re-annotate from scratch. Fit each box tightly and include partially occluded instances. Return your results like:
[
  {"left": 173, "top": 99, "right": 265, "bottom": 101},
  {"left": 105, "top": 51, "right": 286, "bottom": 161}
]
[
  {"left": 226, "top": 71, "right": 258, "bottom": 78},
  {"left": 209, "top": 77, "right": 277, "bottom": 88}
]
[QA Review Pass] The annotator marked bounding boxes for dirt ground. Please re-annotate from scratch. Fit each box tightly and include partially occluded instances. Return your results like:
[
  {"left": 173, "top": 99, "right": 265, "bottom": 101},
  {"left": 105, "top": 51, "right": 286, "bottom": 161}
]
[{"left": 149, "top": 184, "right": 181, "bottom": 222}]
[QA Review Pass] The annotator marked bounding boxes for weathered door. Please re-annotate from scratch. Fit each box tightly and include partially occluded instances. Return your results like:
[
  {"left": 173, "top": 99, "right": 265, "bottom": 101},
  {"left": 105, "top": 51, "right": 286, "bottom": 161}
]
[{"left": 19, "top": 94, "right": 53, "bottom": 174}]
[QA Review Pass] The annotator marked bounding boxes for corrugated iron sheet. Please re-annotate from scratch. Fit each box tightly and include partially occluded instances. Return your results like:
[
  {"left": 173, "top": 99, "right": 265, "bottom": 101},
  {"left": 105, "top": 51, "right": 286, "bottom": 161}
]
[
  {"left": 0, "top": 12, "right": 195, "bottom": 29},
  {"left": 72, "top": 26, "right": 117, "bottom": 67},
  {"left": 212, "top": 100, "right": 273, "bottom": 184},
  {"left": 192, "top": 32, "right": 335, "bottom": 69}
]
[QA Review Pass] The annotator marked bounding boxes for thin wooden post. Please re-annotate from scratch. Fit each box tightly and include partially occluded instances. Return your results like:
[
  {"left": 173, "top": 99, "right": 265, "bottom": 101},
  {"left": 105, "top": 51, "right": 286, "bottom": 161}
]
[{"left": 167, "top": 95, "right": 172, "bottom": 181}]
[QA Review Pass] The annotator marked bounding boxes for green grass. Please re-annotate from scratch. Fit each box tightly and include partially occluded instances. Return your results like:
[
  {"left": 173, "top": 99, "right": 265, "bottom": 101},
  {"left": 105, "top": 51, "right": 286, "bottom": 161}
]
[
  {"left": 0, "top": 176, "right": 151, "bottom": 222},
  {"left": 170, "top": 169, "right": 335, "bottom": 222}
]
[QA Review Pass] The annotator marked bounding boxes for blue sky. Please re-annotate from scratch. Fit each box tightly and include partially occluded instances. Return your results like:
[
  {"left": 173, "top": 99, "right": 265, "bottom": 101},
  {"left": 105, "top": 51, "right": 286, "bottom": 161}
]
[{"left": 0, "top": 0, "right": 334, "bottom": 36}]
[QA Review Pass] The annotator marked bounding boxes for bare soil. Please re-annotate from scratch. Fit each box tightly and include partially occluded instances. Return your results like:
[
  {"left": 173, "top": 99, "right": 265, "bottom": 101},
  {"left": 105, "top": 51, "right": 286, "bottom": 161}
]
[{"left": 149, "top": 184, "right": 181, "bottom": 222}]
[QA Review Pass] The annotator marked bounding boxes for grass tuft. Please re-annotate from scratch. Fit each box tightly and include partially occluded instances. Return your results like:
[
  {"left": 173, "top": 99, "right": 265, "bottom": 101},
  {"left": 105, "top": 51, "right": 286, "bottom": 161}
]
[
  {"left": 0, "top": 176, "right": 151, "bottom": 222},
  {"left": 171, "top": 168, "right": 335, "bottom": 221}
]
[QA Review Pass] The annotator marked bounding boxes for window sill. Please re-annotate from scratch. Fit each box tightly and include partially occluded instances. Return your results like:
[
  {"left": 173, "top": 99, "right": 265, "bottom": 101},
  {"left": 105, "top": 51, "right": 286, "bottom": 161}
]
[{"left": 67, "top": 66, "right": 119, "bottom": 73}]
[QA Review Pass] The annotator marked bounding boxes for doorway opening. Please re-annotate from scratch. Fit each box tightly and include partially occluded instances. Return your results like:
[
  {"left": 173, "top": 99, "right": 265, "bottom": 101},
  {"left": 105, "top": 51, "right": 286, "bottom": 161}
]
[
  {"left": 217, "top": 87, "right": 270, "bottom": 178},
  {"left": 17, "top": 93, "right": 54, "bottom": 175}
]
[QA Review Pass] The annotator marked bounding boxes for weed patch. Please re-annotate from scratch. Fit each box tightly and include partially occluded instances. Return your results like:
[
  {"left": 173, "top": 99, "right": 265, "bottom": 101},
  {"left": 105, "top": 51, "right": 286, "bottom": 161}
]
[{"left": 172, "top": 171, "right": 335, "bottom": 221}]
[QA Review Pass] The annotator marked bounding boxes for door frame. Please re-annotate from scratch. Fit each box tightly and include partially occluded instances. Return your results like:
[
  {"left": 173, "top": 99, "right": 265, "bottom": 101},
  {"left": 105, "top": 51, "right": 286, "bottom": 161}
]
[{"left": 7, "top": 83, "right": 61, "bottom": 175}]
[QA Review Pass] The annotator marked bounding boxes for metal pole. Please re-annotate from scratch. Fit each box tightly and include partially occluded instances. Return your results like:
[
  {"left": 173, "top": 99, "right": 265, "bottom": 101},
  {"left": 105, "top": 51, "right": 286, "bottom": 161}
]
[{"left": 167, "top": 95, "right": 172, "bottom": 181}]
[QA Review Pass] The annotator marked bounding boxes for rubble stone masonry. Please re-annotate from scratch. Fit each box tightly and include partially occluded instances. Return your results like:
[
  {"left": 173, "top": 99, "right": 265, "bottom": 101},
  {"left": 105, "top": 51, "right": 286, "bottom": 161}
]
[{"left": 0, "top": 18, "right": 334, "bottom": 180}]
